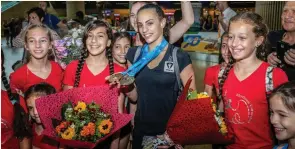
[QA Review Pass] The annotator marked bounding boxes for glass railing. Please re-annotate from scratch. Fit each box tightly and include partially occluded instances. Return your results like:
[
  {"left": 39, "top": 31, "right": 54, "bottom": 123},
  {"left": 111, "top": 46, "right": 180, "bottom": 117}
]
[{"left": 1, "top": 1, "right": 20, "bottom": 13}]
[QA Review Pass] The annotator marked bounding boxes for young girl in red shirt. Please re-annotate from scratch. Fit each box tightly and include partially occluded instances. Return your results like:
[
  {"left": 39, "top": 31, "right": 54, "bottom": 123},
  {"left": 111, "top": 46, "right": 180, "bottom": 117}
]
[
  {"left": 269, "top": 81, "right": 295, "bottom": 149},
  {"left": 24, "top": 83, "right": 58, "bottom": 149},
  {"left": 111, "top": 32, "right": 135, "bottom": 149},
  {"left": 219, "top": 12, "right": 289, "bottom": 149},
  {"left": 10, "top": 24, "right": 63, "bottom": 94},
  {"left": 62, "top": 20, "right": 125, "bottom": 149},
  {"left": 112, "top": 32, "right": 131, "bottom": 69},
  {"left": 1, "top": 50, "right": 32, "bottom": 149},
  {"left": 204, "top": 32, "right": 230, "bottom": 100}
]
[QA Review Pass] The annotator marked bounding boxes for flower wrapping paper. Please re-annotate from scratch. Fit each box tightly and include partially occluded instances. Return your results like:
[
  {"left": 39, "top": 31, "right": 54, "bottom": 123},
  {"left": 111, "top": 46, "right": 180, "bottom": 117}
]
[
  {"left": 166, "top": 78, "right": 235, "bottom": 145},
  {"left": 35, "top": 86, "right": 133, "bottom": 148}
]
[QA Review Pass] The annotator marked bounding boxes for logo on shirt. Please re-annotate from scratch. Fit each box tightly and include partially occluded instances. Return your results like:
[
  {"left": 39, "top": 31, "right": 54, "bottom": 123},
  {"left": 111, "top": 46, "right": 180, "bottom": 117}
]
[
  {"left": 224, "top": 91, "right": 254, "bottom": 124},
  {"left": 164, "top": 61, "right": 174, "bottom": 73}
]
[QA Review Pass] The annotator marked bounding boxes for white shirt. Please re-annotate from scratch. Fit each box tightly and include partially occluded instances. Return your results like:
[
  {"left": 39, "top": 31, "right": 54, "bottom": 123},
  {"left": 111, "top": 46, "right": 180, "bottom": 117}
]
[{"left": 219, "top": 7, "right": 237, "bottom": 39}]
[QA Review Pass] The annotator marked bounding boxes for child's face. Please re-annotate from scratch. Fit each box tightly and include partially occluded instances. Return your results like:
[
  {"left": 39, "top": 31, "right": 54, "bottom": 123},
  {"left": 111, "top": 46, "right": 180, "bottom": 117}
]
[
  {"left": 86, "top": 27, "right": 111, "bottom": 56},
  {"left": 112, "top": 37, "right": 130, "bottom": 64},
  {"left": 228, "top": 21, "right": 263, "bottom": 61},
  {"left": 221, "top": 36, "right": 230, "bottom": 63},
  {"left": 26, "top": 96, "right": 41, "bottom": 124},
  {"left": 270, "top": 95, "right": 295, "bottom": 141},
  {"left": 25, "top": 28, "right": 52, "bottom": 60}
]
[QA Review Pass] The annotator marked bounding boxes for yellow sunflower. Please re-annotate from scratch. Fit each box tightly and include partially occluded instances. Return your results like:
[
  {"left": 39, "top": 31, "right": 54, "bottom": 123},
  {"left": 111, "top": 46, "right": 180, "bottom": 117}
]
[
  {"left": 74, "top": 101, "right": 86, "bottom": 112},
  {"left": 98, "top": 119, "right": 113, "bottom": 135},
  {"left": 197, "top": 92, "right": 209, "bottom": 99},
  {"left": 61, "top": 127, "right": 75, "bottom": 140}
]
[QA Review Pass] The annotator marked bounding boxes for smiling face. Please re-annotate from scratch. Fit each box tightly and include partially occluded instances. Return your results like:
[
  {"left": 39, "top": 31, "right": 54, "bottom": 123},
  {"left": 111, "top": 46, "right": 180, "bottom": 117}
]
[
  {"left": 227, "top": 20, "right": 263, "bottom": 61},
  {"left": 270, "top": 95, "right": 295, "bottom": 141},
  {"left": 86, "top": 27, "right": 111, "bottom": 57},
  {"left": 281, "top": 2, "right": 295, "bottom": 32},
  {"left": 137, "top": 8, "right": 166, "bottom": 45},
  {"left": 25, "top": 27, "right": 52, "bottom": 60},
  {"left": 26, "top": 95, "right": 42, "bottom": 123},
  {"left": 112, "top": 37, "right": 130, "bottom": 64}
]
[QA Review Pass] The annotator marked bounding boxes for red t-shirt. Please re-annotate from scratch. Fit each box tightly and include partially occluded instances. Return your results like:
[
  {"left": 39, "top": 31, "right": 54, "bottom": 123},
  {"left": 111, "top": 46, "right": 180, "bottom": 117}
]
[
  {"left": 1, "top": 90, "right": 27, "bottom": 149},
  {"left": 63, "top": 60, "right": 126, "bottom": 87},
  {"left": 204, "top": 64, "right": 221, "bottom": 88},
  {"left": 10, "top": 61, "right": 63, "bottom": 93},
  {"left": 222, "top": 62, "right": 288, "bottom": 149}
]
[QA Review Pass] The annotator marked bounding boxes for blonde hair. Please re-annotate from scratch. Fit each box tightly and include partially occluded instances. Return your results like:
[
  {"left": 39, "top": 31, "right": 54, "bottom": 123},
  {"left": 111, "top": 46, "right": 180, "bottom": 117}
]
[{"left": 23, "top": 24, "right": 55, "bottom": 63}]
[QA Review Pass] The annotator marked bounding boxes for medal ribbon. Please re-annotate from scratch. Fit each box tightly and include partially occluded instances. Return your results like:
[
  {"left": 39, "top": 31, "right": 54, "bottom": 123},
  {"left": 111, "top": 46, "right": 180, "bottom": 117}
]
[{"left": 121, "top": 38, "right": 168, "bottom": 77}]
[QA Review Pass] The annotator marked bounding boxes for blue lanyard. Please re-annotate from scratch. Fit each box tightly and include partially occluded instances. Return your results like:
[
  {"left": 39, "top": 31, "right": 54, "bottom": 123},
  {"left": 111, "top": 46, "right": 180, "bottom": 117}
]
[{"left": 122, "top": 38, "right": 168, "bottom": 77}]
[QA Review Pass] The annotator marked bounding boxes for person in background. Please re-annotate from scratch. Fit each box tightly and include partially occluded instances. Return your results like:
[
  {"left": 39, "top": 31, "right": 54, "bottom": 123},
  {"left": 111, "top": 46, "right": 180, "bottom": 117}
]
[
  {"left": 111, "top": 32, "right": 133, "bottom": 149},
  {"left": 269, "top": 81, "right": 295, "bottom": 149},
  {"left": 75, "top": 11, "right": 88, "bottom": 26},
  {"left": 13, "top": 7, "right": 60, "bottom": 49},
  {"left": 204, "top": 32, "right": 229, "bottom": 102},
  {"left": 215, "top": 1, "right": 236, "bottom": 44},
  {"left": 39, "top": 1, "right": 68, "bottom": 35},
  {"left": 8, "top": 18, "right": 17, "bottom": 48},
  {"left": 3, "top": 20, "right": 10, "bottom": 46},
  {"left": 202, "top": 15, "right": 214, "bottom": 31},
  {"left": 129, "top": 1, "right": 194, "bottom": 46},
  {"left": 267, "top": 1, "right": 295, "bottom": 81}
]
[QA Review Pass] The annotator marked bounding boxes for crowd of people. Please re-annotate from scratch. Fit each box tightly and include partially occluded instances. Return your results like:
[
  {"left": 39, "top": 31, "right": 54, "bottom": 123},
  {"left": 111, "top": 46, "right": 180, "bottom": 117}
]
[{"left": 1, "top": 1, "right": 295, "bottom": 149}]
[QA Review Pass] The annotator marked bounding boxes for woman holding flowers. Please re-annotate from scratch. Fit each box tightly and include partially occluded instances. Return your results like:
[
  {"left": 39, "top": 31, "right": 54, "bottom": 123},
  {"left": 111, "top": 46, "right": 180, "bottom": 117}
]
[
  {"left": 111, "top": 4, "right": 195, "bottom": 148},
  {"left": 10, "top": 24, "right": 63, "bottom": 95},
  {"left": 24, "top": 83, "right": 58, "bottom": 149},
  {"left": 62, "top": 20, "right": 126, "bottom": 149},
  {"left": 219, "top": 12, "right": 288, "bottom": 149}
]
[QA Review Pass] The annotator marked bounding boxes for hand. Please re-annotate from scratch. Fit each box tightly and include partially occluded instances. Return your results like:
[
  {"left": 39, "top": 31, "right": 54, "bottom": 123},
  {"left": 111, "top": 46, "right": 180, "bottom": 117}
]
[
  {"left": 218, "top": 14, "right": 224, "bottom": 22},
  {"left": 267, "top": 52, "right": 281, "bottom": 66},
  {"left": 105, "top": 74, "right": 122, "bottom": 89},
  {"left": 284, "top": 49, "right": 295, "bottom": 66}
]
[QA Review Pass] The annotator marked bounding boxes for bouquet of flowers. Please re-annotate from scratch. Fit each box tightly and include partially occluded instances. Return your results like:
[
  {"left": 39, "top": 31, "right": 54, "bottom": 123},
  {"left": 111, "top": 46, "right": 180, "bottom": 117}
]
[
  {"left": 54, "top": 101, "right": 113, "bottom": 142},
  {"left": 54, "top": 25, "right": 85, "bottom": 69},
  {"left": 35, "top": 86, "right": 133, "bottom": 148},
  {"left": 142, "top": 78, "right": 234, "bottom": 149}
]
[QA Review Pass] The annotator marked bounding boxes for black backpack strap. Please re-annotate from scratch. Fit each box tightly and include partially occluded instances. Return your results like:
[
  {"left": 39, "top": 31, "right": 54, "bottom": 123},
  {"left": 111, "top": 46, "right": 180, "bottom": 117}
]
[
  {"left": 172, "top": 47, "right": 183, "bottom": 93},
  {"left": 265, "top": 66, "right": 274, "bottom": 98},
  {"left": 133, "top": 46, "right": 142, "bottom": 63}
]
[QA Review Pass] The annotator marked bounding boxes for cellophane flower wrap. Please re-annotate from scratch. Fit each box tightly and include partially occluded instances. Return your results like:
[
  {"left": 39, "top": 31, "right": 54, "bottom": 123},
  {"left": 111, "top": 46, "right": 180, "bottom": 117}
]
[
  {"left": 54, "top": 25, "right": 85, "bottom": 69},
  {"left": 35, "top": 86, "right": 133, "bottom": 149},
  {"left": 166, "top": 78, "right": 235, "bottom": 145}
]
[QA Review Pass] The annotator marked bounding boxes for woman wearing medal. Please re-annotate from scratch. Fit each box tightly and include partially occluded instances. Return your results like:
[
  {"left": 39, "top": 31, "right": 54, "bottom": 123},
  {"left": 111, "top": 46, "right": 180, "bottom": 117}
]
[{"left": 108, "top": 4, "right": 196, "bottom": 148}]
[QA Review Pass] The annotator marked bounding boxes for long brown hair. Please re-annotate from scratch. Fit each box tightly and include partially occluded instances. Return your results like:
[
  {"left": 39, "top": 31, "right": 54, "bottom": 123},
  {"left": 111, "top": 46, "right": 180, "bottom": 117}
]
[
  {"left": 218, "top": 12, "right": 269, "bottom": 102},
  {"left": 74, "top": 20, "right": 114, "bottom": 87}
]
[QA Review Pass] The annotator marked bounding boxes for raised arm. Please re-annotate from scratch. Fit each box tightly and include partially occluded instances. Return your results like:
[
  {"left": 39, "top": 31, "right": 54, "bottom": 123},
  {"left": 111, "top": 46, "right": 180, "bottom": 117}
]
[{"left": 169, "top": 1, "right": 194, "bottom": 44}]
